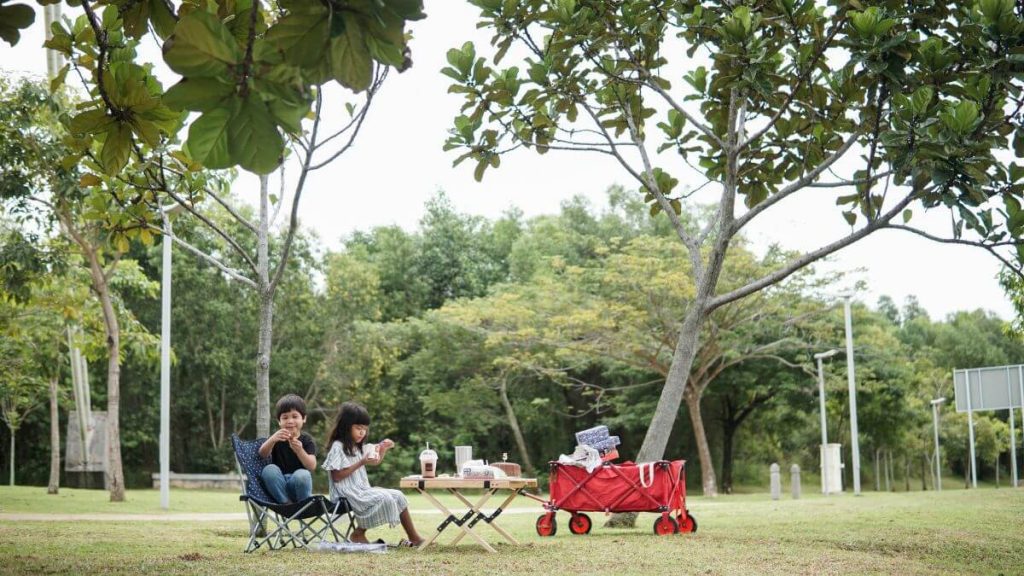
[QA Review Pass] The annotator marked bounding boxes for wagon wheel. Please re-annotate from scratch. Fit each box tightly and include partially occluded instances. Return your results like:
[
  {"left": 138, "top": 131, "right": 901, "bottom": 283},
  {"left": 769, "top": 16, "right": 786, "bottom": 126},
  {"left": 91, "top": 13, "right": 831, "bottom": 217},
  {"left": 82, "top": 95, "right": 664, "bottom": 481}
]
[
  {"left": 653, "top": 515, "right": 679, "bottom": 536},
  {"left": 536, "top": 513, "right": 557, "bottom": 537},
  {"left": 677, "top": 513, "right": 697, "bottom": 534},
  {"left": 569, "top": 513, "right": 592, "bottom": 535}
]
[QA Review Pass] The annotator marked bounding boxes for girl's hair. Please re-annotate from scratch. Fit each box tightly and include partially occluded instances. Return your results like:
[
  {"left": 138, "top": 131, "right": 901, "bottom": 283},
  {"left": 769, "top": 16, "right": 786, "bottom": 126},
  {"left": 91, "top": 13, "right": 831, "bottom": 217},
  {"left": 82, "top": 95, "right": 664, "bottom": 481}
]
[{"left": 325, "top": 401, "right": 371, "bottom": 457}]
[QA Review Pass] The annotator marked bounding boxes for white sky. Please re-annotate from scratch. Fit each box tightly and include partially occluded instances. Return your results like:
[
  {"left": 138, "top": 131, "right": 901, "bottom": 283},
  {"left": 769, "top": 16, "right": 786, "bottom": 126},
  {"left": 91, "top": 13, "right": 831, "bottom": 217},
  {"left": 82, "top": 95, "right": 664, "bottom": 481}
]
[{"left": 2, "top": 1, "right": 1014, "bottom": 321}]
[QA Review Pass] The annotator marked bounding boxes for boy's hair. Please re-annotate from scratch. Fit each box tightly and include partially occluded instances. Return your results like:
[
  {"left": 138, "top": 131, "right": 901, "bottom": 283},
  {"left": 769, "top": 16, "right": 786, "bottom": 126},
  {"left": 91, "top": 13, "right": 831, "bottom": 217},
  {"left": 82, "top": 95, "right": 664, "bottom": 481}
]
[
  {"left": 325, "top": 401, "right": 371, "bottom": 457},
  {"left": 274, "top": 394, "right": 307, "bottom": 419}
]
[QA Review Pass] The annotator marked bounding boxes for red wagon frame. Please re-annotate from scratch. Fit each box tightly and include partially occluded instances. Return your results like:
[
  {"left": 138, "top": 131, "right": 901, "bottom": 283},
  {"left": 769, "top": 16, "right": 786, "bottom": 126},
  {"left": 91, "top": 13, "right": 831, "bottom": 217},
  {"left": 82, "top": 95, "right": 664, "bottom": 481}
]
[{"left": 529, "top": 459, "right": 697, "bottom": 536}]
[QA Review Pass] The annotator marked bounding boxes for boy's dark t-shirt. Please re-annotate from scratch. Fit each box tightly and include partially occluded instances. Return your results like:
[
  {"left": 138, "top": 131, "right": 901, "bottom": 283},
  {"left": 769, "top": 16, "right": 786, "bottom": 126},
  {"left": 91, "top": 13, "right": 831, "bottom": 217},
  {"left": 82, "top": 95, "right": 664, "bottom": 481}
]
[{"left": 270, "top": 433, "right": 317, "bottom": 474}]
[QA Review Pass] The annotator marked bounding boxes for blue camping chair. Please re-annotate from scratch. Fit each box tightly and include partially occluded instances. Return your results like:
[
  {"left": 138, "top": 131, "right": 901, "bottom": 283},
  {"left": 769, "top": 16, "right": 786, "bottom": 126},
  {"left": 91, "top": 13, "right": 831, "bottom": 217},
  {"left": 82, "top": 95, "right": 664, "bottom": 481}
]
[{"left": 231, "top": 435, "right": 354, "bottom": 552}]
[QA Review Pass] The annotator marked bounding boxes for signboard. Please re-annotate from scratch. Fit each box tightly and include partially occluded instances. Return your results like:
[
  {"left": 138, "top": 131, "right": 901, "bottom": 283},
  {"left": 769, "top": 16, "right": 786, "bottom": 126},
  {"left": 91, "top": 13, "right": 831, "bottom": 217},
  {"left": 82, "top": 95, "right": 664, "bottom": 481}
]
[{"left": 953, "top": 366, "right": 1024, "bottom": 412}]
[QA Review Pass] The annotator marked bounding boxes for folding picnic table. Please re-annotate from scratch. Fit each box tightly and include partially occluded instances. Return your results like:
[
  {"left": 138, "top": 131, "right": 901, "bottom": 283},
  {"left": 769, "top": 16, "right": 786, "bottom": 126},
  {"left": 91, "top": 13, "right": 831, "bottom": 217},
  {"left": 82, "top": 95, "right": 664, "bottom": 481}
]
[{"left": 399, "top": 475, "right": 538, "bottom": 553}]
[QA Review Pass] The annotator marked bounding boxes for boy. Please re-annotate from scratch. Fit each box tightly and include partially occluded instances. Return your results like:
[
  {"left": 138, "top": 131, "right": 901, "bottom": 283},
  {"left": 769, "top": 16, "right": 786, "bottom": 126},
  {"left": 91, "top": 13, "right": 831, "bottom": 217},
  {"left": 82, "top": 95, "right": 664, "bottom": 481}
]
[{"left": 258, "top": 394, "right": 317, "bottom": 504}]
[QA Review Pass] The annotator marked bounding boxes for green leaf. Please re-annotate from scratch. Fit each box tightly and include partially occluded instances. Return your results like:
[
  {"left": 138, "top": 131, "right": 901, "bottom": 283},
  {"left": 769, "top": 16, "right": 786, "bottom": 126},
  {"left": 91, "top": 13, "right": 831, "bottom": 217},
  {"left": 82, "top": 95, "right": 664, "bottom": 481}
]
[
  {"left": 902, "top": 209, "right": 912, "bottom": 223},
  {"left": 149, "top": 0, "right": 177, "bottom": 39},
  {"left": 163, "top": 78, "right": 235, "bottom": 112},
  {"left": 228, "top": 96, "right": 283, "bottom": 174},
  {"left": 267, "top": 97, "right": 308, "bottom": 134},
  {"left": 79, "top": 174, "right": 102, "bottom": 187},
  {"left": 50, "top": 64, "right": 69, "bottom": 92},
  {"left": 0, "top": 4, "right": 35, "bottom": 46},
  {"left": 910, "top": 86, "right": 932, "bottom": 116},
  {"left": 187, "top": 105, "right": 235, "bottom": 169},
  {"left": 163, "top": 10, "right": 242, "bottom": 77},
  {"left": 330, "top": 14, "right": 373, "bottom": 91},
  {"left": 1011, "top": 163, "right": 1024, "bottom": 183},
  {"left": 100, "top": 123, "right": 132, "bottom": 175},
  {"left": 70, "top": 109, "right": 115, "bottom": 135},
  {"left": 262, "top": 5, "right": 330, "bottom": 68}
]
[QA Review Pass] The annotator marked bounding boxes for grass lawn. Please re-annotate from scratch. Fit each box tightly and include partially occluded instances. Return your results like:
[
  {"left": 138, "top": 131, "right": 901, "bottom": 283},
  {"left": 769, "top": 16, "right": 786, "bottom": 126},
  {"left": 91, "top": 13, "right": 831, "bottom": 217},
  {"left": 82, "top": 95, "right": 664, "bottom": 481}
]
[{"left": 0, "top": 485, "right": 1022, "bottom": 574}]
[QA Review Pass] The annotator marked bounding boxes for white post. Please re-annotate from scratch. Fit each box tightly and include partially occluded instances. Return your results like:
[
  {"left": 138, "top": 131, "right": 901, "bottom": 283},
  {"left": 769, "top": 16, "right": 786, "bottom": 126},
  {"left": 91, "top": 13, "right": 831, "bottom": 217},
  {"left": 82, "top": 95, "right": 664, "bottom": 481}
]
[
  {"left": 1008, "top": 367, "right": 1018, "bottom": 489},
  {"left": 770, "top": 463, "right": 781, "bottom": 500},
  {"left": 816, "top": 356, "right": 830, "bottom": 494},
  {"left": 966, "top": 370, "right": 977, "bottom": 489},
  {"left": 159, "top": 211, "right": 172, "bottom": 510},
  {"left": 843, "top": 296, "right": 861, "bottom": 496},
  {"left": 931, "top": 400, "right": 942, "bottom": 492},
  {"left": 1019, "top": 365, "right": 1024, "bottom": 488}
]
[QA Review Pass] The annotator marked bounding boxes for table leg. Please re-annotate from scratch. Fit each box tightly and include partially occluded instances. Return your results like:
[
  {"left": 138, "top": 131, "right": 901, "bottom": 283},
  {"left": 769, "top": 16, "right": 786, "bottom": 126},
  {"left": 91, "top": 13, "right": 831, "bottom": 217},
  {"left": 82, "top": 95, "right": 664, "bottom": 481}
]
[
  {"left": 417, "top": 488, "right": 497, "bottom": 553},
  {"left": 449, "top": 489, "right": 521, "bottom": 546},
  {"left": 448, "top": 489, "right": 496, "bottom": 546}
]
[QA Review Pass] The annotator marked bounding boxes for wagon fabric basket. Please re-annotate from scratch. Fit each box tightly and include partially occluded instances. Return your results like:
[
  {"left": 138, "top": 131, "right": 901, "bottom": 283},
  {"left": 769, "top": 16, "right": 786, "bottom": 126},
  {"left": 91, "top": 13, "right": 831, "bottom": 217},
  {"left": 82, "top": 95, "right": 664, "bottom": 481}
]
[{"left": 535, "top": 459, "right": 697, "bottom": 537}]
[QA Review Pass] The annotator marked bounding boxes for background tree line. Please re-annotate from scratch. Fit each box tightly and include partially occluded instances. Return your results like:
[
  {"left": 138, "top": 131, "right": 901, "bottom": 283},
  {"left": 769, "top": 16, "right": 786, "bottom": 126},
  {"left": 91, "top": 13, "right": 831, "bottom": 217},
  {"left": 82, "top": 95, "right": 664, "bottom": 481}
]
[{"left": 4, "top": 186, "right": 1023, "bottom": 493}]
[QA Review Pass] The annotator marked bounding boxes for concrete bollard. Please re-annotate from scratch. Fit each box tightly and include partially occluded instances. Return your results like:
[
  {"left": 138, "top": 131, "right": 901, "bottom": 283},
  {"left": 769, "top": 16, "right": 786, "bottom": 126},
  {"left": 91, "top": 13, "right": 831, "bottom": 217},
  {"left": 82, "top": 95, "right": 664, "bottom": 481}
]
[
  {"left": 770, "top": 463, "right": 781, "bottom": 500},
  {"left": 791, "top": 464, "right": 801, "bottom": 499}
]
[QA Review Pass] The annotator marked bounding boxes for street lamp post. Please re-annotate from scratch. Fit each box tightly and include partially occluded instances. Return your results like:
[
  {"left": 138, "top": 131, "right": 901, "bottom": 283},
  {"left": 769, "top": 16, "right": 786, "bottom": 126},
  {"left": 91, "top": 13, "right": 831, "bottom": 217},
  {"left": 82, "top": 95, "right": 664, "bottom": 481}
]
[
  {"left": 842, "top": 295, "right": 862, "bottom": 496},
  {"left": 931, "top": 397, "right": 946, "bottom": 492},
  {"left": 159, "top": 204, "right": 184, "bottom": 510},
  {"left": 815, "top": 349, "right": 839, "bottom": 495}
]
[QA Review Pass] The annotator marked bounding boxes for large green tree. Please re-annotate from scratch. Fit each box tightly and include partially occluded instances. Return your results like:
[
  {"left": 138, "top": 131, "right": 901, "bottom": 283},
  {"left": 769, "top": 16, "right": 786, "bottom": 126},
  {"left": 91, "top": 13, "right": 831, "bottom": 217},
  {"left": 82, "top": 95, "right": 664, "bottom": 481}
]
[
  {"left": 445, "top": 0, "right": 1024, "bottom": 501},
  {"left": 14, "top": 0, "right": 427, "bottom": 436}
]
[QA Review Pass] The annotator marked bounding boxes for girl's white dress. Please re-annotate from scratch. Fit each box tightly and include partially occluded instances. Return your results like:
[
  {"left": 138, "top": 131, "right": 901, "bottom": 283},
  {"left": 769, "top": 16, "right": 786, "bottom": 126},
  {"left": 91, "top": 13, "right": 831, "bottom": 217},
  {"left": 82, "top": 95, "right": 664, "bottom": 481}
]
[{"left": 322, "top": 441, "right": 408, "bottom": 529}]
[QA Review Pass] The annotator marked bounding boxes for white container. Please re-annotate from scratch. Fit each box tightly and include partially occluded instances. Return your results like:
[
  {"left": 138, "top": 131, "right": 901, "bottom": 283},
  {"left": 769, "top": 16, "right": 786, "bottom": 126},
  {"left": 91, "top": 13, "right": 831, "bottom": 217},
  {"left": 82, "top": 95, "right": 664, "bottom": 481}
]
[
  {"left": 420, "top": 443, "right": 438, "bottom": 478},
  {"left": 455, "top": 446, "right": 473, "bottom": 476},
  {"left": 820, "top": 443, "right": 844, "bottom": 494}
]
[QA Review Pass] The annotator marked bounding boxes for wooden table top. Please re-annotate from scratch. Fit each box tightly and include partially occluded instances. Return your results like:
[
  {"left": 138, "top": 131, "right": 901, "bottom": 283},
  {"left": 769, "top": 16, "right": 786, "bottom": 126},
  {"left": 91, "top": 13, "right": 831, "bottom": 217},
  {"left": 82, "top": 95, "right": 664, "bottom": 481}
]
[{"left": 399, "top": 476, "right": 538, "bottom": 489}]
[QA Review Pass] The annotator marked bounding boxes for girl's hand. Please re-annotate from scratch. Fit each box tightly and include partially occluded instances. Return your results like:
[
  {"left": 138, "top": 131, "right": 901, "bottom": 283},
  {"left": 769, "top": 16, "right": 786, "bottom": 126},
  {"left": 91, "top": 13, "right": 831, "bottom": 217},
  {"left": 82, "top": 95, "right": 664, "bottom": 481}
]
[
  {"left": 364, "top": 454, "right": 382, "bottom": 466},
  {"left": 379, "top": 439, "right": 394, "bottom": 450}
]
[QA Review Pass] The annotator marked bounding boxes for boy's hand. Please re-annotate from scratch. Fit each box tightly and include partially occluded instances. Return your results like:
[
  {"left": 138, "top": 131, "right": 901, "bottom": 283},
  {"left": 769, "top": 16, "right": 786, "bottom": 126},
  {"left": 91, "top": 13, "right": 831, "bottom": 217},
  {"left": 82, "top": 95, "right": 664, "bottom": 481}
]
[
  {"left": 271, "top": 429, "right": 291, "bottom": 443},
  {"left": 288, "top": 435, "right": 303, "bottom": 453}
]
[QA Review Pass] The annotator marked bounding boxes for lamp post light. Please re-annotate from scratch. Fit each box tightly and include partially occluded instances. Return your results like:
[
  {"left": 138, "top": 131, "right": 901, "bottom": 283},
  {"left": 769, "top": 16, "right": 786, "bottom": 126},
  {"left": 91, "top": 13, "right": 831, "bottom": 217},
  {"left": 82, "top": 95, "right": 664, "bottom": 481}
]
[
  {"left": 931, "top": 397, "right": 946, "bottom": 492},
  {"left": 841, "top": 294, "right": 862, "bottom": 496},
  {"left": 815, "top": 349, "right": 840, "bottom": 495}
]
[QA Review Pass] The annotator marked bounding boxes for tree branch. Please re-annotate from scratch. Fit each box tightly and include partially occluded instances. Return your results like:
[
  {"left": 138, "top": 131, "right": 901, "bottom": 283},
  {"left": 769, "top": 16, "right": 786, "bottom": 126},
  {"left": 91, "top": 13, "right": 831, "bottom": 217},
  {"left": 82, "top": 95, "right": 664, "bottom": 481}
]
[
  {"left": 732, "top": 130, "right": 861, "bottom": 234},
  {"left": 145, "top": 224, "right": 258, "bottom": 289},
  {"left": 270, "top": 91, "right": 322, "bottom": 290},
  {"left": 205, "top": 187, "right": 257, "bottom": 234},
  {"left": 886, "top": 224, "right": 1023, "bottom": 276},
  {"left": 709, "top": 187, "right": 923, "bottom": 311}
]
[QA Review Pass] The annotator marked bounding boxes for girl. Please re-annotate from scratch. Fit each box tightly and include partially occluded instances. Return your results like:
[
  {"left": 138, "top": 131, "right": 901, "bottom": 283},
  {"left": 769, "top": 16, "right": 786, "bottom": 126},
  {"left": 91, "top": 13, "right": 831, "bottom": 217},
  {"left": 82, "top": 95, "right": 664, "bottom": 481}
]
[{"left": 322, "top": 401, "right": 424, "bottom": 547}]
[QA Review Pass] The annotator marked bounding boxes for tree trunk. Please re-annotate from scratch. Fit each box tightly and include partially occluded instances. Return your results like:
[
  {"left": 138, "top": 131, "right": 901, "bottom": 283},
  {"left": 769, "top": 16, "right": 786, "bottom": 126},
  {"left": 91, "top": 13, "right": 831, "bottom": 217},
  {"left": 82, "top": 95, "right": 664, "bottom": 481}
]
[
  {"left": 96, "top": 271, "right": 125, "bottom": 502},
  {"left": 885, "top": 450, "right": 892, "bottom": 492},
  {"left": 255, "top": 175, "right": 272, "bottom": 438},
  {"left": 922, "top": 452, "right": 929, "bottom": 491},
  {"left": 904, "top": 453, "right": 910, "bottom": 493},
  {"left": 61, "top": 212, "right": 124, "bottom": 501},
  {"left": 498, "top": 377, "right": 535, "bottom": 476},
  {"left": 8, "top": 429, "right": 14, "bottom": 486},
  {"left": 605, "top": 305, "right": 707, "bottom": 528},
  {"left": 996, "top": 456, "right": 1000, "bottom": 488},
  {"left": 48, "top": 376, "right": 60, "bottom": 495},
  {"left": 721, "top": 420, "right": 736, "bottom": 495},
  {"left": 685, "top": 389, "right": 717, "bottom": 496},
  {"left": 81, "top": 247, "right": 125, "bottom": 501},
  {"left": 874, "top": 448, "right": 880, "bottom": 491}
]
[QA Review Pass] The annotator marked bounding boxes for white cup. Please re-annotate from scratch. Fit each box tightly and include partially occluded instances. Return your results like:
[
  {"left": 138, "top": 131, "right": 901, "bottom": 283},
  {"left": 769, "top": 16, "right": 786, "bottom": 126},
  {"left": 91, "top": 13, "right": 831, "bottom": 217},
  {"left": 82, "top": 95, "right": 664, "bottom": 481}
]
[{"left": 455, "top": 446, "right": 473, "bottom": 476}]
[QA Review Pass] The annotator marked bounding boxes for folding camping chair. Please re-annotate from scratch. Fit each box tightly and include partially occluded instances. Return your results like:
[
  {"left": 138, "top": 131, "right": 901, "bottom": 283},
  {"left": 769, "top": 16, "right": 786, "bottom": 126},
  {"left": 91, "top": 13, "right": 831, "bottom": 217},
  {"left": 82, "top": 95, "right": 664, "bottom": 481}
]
[{"left": 231, "top": 435, "right": 355, "bottom": 553}]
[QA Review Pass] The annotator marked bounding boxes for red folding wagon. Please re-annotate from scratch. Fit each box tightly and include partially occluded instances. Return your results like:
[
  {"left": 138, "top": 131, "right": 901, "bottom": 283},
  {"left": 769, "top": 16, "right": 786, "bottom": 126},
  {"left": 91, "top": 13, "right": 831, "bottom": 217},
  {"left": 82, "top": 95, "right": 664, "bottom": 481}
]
[{"left": 532, "top": 459, "right": 697, "bottom": 536}]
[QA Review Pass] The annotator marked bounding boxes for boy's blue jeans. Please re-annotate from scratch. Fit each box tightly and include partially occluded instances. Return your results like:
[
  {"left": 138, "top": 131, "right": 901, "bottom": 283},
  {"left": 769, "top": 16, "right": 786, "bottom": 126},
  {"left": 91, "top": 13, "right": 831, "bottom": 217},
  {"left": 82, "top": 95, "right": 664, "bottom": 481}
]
[{"left": 260, "top": 464, "right": 312, "bottom": 504}]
